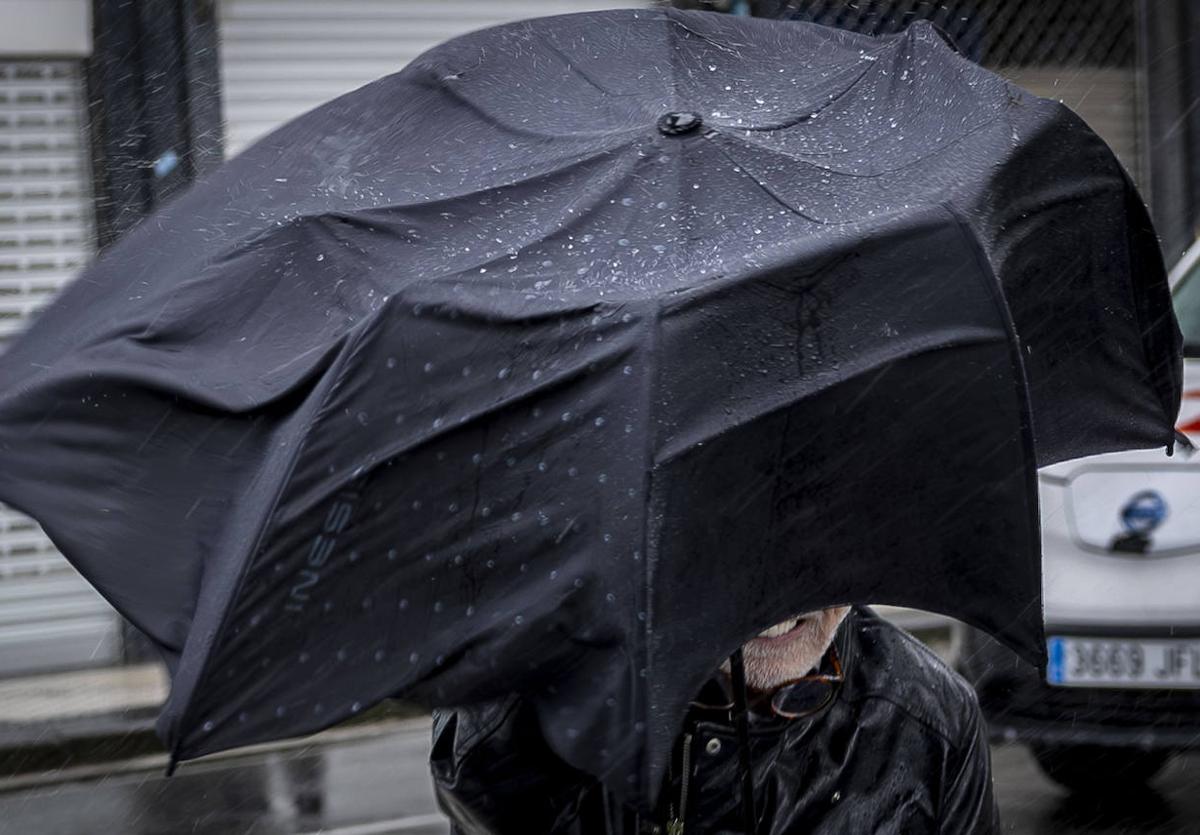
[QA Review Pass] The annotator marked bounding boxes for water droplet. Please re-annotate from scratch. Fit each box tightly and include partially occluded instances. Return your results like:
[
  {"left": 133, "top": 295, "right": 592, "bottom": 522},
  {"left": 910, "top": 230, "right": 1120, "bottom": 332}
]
[
  {"left": 434, "top": 601, "right": 444, "bottom": 613},
  {"left": 594, "top": 417, "right": 606, "bottom": 427},
  {"left": 606, "top": 593, "right": 616, "bottom": 603},
  {"left": 386, "top": 357, "right": 396, "bottom": 369},
  {"left": 423, "top": 362, "right": 434, "bottom": 373},
  {"left": 497, "top": 367, "right": 511, "bottom": 379},
  {"left": 514, "top": 615, "right": 524, "bottom": 625},
  {"left": 202, "top": 721, "right": 215, "bottom": 732},
  {"left": 351, "top": 702, "right": 362, "bottom": 713},
  {"left": 597, "top": 473, "right": 608, "bottom": 484},
  {"left": 398, "top": 598, "right": 409, "bottom": 610},
  {"left": 374, "top": 649, "right": 386, "bottom": 662},
  {"left": 409, "top": 652, "right": 420, "bottom": 663}
]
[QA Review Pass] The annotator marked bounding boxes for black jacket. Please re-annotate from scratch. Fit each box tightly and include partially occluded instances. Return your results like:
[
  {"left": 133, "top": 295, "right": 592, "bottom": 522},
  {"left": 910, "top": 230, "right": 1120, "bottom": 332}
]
[{"left": 430, "top": 608, "right": 1000, "bottom": 834}]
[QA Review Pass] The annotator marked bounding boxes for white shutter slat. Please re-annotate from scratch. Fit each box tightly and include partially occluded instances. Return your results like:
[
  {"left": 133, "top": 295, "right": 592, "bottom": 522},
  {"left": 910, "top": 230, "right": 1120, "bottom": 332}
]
[
  {"left": 0, "top": 61, "right": 90, "bottom": 342},
  {"left": 218, "top": 0, "right": 649, "bottom": 156},
  {"left": 0, "top": 60, "right": 117, "bottom": 676}
]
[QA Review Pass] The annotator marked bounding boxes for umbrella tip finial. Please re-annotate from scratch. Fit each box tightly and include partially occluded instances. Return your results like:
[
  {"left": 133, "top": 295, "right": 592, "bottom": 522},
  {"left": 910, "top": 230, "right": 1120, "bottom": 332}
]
[{"left": 658, "top": 112, "right": 703, "bottom": 136}]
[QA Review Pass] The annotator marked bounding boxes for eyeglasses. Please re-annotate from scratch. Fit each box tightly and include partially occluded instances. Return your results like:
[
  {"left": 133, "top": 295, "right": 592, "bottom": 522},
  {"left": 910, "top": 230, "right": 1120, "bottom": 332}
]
[
  {"left": 689, "top": 646, "right": 844, "bottom": 721},
  {"left": 769, "top": 647, "right": 843, "bottom": 720}
]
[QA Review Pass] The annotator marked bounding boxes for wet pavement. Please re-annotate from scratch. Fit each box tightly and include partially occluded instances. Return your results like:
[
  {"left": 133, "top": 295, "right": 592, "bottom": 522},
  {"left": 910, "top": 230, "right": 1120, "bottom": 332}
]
[
  {"left": 0, "top": 718, "right": 1196, "bottom": 834},
  {"left": 0, "top": 720, "right": 448, "bottom": 835},
  {"left": 993, "top": 744, "right": 1200, "bottom": 834}
]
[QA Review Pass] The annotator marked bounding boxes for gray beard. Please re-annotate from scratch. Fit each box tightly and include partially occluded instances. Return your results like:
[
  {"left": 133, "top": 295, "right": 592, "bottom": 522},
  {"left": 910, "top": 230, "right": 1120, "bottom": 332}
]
[{"left": 724, "top": 606, "right": 850, "bottom": 693}]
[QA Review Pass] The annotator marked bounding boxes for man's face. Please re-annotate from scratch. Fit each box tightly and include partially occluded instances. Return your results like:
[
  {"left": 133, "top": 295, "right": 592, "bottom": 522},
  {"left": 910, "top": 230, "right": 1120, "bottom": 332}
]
[{"left": 737, "top": 606, "right": 851, "bottom": 693}]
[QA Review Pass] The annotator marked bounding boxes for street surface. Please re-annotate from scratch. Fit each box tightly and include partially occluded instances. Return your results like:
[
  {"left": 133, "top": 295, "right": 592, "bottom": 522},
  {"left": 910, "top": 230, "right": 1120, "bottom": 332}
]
[{"left": 0, "top": 718, "right": 1196, "bottom": 834}]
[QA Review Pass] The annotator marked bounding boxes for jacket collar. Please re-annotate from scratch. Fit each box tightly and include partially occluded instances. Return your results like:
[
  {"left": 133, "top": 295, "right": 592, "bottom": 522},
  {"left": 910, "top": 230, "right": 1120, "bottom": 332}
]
[{"left": 686, "top": 608, "right": 860, "bottom": 733}]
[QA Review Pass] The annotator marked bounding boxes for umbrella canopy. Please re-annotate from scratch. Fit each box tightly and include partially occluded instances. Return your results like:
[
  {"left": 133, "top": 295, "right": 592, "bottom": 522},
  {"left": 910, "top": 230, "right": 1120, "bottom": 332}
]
[{"left": 0, "top": 9, "right": 1181, "bottom": 808}]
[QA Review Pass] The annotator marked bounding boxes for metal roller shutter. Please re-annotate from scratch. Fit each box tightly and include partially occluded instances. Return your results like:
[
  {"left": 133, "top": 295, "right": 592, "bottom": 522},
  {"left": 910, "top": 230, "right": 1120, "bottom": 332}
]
[
  {"left": 1001, "top": 66, "right": 1142, "bottom": 185},
  {"left": 0, "top": 60, "right": 121, "bottom": 675},
  {"left": 218, "top": 0, "right": 651, "bottom": 156}
]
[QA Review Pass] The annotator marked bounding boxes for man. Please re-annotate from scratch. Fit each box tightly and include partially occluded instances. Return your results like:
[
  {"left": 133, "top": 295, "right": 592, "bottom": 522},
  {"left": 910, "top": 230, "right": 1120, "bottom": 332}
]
[{"left": 430, "top": 606, "right": 1001, "bottom": 833}]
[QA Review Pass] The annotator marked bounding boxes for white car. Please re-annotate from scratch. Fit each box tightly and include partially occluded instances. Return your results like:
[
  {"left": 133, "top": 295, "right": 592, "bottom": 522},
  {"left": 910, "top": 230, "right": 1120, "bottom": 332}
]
[{"left": 957, "top": 244, "right": 1200, "bottom": 793}]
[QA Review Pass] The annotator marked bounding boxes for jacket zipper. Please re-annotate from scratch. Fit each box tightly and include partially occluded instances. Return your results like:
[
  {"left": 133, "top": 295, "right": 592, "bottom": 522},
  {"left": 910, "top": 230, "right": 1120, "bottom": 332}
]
[{"left": 667, "top": 733, "right": 693, "bottom": 835}]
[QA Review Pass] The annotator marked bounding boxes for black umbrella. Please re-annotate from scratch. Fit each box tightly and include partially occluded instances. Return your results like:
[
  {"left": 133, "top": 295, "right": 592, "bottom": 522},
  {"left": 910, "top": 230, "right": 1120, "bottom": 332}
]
[{"left": 0, "top": 9, "right": 1181, "bottom": 809}]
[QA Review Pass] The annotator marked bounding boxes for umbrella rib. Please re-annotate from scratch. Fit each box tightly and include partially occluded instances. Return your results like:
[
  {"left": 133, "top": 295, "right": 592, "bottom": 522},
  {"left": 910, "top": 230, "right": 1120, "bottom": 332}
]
[
  {"left": 654, "top": 329, "right": 1002, "bottom": 468},
  {"left": 710, "top": 109, "right": 1008, "bottom": 179},
  {"left": 700, "top": 131, "right": 829, "bottom": 225},
  {"left": 300, "top": 336, "right": 636, "bottom": 518},
  {"left": 414, "top": 63, "right": 646, "bottom": 142},
  {"left": 163, "top": 321, "right": 374, "bottom": 761},
  {"left": 533, "top": 33, "right": 638, "bottom": 99},
  {"left": 636, "top": 297, "right": 665, "bottom": 805}
]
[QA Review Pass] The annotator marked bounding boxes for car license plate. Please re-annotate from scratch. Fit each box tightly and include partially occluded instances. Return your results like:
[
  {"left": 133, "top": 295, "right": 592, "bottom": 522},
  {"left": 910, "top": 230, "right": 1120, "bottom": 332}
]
[{"left": 1047, "top": 636, "right": 1200, "bottom": 689}]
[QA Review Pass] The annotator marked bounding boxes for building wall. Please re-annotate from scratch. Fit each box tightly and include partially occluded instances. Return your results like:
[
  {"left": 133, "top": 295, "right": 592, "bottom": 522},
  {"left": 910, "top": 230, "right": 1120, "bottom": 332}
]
[
  {"left": 218, "top": 0, "right": 652, "bottom": 156},
  {"left": 0, "top": 1, "right": 122, "bottom": 676}
]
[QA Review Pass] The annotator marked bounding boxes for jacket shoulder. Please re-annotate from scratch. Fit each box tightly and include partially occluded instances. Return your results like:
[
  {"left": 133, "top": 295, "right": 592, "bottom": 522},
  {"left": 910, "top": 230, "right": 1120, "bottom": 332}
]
[{"left": 843, "top": 607, "right": 984, "bottom": 747}]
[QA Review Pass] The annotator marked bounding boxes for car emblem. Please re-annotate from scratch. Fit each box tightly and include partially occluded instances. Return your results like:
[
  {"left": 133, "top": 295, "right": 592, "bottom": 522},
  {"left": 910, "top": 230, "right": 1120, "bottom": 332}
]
[{"left": 1109, "top": 490, "right": 1168, "bottom": 554}]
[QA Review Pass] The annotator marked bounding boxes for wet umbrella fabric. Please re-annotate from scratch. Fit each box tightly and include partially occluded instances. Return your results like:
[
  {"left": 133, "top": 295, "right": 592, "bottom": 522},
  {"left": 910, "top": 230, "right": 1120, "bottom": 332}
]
[{"left": 0, "top": 9, "right": 1181, "bottom": 809}]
